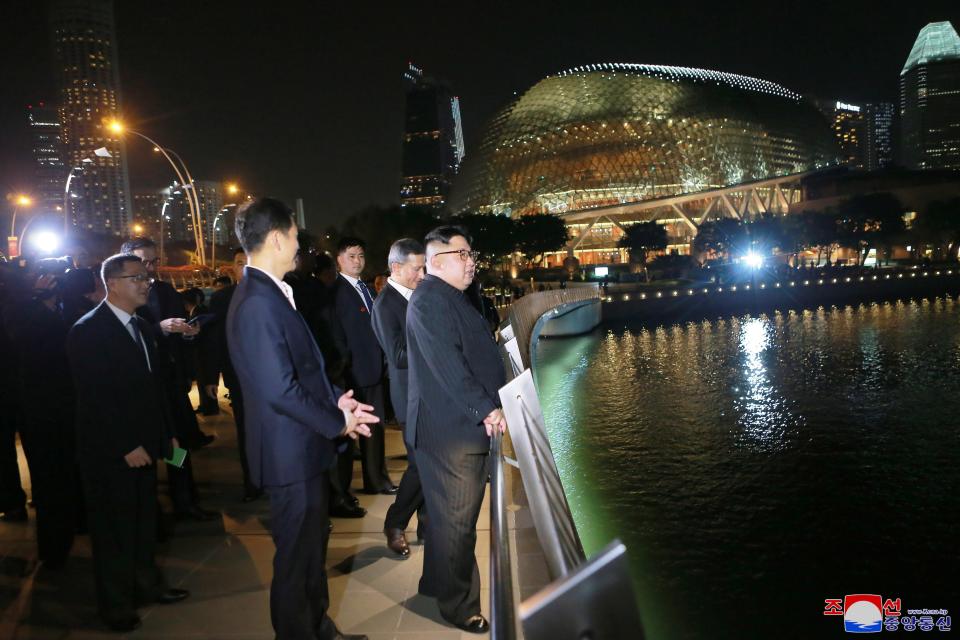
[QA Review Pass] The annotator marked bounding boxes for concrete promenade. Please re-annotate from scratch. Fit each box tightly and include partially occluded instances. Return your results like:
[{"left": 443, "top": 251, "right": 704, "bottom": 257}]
[{"left": 0, "top": 388, "right": 498, "bottom": 639}]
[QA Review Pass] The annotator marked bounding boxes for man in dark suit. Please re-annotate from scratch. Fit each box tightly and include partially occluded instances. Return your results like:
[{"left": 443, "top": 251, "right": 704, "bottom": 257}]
[
  {"left": 406, "top": 226, "right": 508, "bottom": 634},
  {"left": 65, "top": 254, "right": 189, "bottom": 632},
  {"left": 371, "top": 238, "right": 427, "bottom": 559},
  {"left": 203, "top": 249, "right": 263, "bottom": 503},
  {"left": 227, "top": 198, "right": 375, "bottom": 640},
  {"left": 122, "top": 238, "right": 216, "bottom": 522},
  {"left": 331, "top": 237, "right": 396, "bottom": 496}
]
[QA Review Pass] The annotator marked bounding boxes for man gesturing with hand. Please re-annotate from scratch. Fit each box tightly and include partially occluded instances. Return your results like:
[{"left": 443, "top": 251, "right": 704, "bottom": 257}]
[{"left": 227, "top": 198, "right": 375, "bottom": 640}]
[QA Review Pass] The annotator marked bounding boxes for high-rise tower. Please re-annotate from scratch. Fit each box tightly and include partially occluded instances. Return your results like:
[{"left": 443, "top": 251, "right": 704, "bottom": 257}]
[
  {"left": 27, "top": 102, "right": 67, "bottom": 215},
  {"left": 400, "top": 63, "right": 465, "bottom": 209},
  {"left": 49, "top": 0, "right": 133, "bottom": 235},
  {"left": 899, "top": 21, "right": 960, "bottom": 170}
]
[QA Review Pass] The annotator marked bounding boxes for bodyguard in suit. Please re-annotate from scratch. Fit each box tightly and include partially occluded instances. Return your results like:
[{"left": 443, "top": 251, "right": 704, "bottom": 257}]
[
  {"left": 371, "top": 239, "right": 427, "bottom": 559},
  {"left": 406, "top": 226, "right": 508, "bottom": 634},
  {"left": 121, "top": 238, "right": 216, "bottom": 523},
  {"left": 227, "top": 198, "right": 375, "bottom": 640},
  {"left": 331, "top": 237, "right": 396, "bottom": 495},
  {"left": 66, "top": 254, "right": 189, "bottom": 632}
]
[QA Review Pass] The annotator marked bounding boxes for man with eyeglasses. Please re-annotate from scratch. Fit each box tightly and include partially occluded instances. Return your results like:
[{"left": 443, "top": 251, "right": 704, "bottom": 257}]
[
  {"left": 121, "top": 238, "right": 216, "bottom": 523},
  {"left": 66, "top": 254, "right": 189, "bottom": 632},
  {"left": 405, "top": 225, "right": 507, "bottom": 634}
]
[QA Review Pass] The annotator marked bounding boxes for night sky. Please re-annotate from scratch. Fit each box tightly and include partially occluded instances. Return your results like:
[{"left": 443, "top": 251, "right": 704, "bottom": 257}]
[{"left": 1, "top": 1, "right": 958, "bottom": 229}]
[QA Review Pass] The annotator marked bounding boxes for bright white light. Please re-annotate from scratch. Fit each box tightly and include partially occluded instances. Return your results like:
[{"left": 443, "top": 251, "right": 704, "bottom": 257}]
[
  {"left": 31, "top": 230, "right": 61, "bottom": 254},
  {"left": 743, "top": 252, "right": 763, "bottom": 269},
  {"left": 594, "top": 266, "right": 609, "bottom": 277}
]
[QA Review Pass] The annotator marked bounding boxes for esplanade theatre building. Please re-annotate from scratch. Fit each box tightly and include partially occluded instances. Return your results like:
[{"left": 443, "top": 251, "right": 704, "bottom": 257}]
[{"left": 450, "top": 64, "right": 840, "bottom": 266}]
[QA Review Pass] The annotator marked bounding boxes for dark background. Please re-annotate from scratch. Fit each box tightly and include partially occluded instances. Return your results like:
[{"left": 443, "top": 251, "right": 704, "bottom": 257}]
[{"left": 1, "top": 1, "right": 958, "bottom": 229}]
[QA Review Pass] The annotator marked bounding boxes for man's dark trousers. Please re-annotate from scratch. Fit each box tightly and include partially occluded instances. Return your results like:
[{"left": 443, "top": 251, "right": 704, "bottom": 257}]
[
  {"left": 82, "top": 464, "right": 165, "bottom": 621},
  {"left": 384, "top": 438, "right": 426, "bottom": 538},
  {"left": 416, "top": 448, "right": 487, "bottom": 622},
  {"left": 266, "top": 473, "right": 337, "bottom": 640},
  {"left": 228, "top": 386, "right": 257, "bottom": 497},
  {"left": 0, "top": 412, "right": 26, "bottom": 514}
]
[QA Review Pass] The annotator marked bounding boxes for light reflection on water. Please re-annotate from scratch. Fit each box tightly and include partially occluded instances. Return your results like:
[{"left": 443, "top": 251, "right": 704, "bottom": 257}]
[{"left": 534, "top": 298, "right": 960, "bottom": 640}]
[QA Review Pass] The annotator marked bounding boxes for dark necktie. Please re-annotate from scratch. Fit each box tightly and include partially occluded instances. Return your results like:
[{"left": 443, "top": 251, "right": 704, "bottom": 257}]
[
  {"left": 128, "top": 316, "right": 151, "bottom": 371},
  {"left": 357, "top": 280, "right": 374, "bottom": 312}
]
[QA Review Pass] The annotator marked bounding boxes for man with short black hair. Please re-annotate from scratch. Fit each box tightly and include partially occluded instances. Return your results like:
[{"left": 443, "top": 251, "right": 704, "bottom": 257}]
[
  {"left": 66, "top": 254, "right": 189, "bottom": 632},
  {"left": 331, "top": 237, "right": 395, "bottom": 496},
  {"left": 372, "top": 238, "right": 427, "bottom": 558},
  {"left": 406, "top": 225, "right": 508, "bottom": 633},
  {"left": 227, "top": 197, "right": 375, "bottom": 640}
]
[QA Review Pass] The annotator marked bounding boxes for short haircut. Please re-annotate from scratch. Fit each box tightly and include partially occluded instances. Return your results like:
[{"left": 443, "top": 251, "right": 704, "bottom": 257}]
[
  {"left": 182, "top": 287, "right": 204, "bottom": 306},
  {"left": 337, "top": 236, "right": 366, "bottom": 254},
  {"left": 424, "top": 225, "right": 471, "bottom": 251},
  {"left": 120, "top": 237, "right": 156, "bottom": 254},
  {"left": 233, "top": 247, "right": 246, "bottom": 257},
  {"left": 214, "top": 275, "right": 232, "bottom": 286},
  {"left": 235, "top": 197, "right": 295, "bottom": 254},
  {"left": 101, "top": 253, "right": 142, "bottom": 284},
  {"left": 387, "top": 238, "right": 425, "bottom": 268}
]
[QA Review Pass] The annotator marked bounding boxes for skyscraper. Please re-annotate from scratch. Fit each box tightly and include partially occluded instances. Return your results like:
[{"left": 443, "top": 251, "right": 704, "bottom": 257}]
[
  {"left": 193, "top": 181, "right": 226, "bottom": 246},
  {"left": 863, "top": 102, "right": 895, "bottom": 171},
  {"left": 899, "top": 21, "right": 960, "bottom": 170},
  {"left": 400, "top": 63, "right": 465, "bottom": 209},
  {"left": 27, "top": 103, "right": 67, "bottom": 215},
  {"left": 49, "top": 0, "right": 132, "bottom": 235},
  {"left": 814, "top": 99, "right": 866, "bottom": 169},
  {"left": 132, "top": 189, "right": 166, "bottom": 239}
]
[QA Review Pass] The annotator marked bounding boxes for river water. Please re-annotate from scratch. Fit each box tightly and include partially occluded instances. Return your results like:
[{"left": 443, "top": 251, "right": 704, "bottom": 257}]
[{"left": 534, "top": 297, "right": 960, "bottom": 639}]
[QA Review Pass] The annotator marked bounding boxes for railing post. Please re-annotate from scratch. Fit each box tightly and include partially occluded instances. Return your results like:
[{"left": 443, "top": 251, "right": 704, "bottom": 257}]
[{"left": 490, "top": 430, "right": 517, "bottom": 640}]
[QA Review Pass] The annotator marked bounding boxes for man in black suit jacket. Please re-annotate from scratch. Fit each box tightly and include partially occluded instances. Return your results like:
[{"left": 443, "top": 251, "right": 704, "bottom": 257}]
[
  {"left": 66, "top": 254, "right": 189, "bottom": 632},
  {"left": 227, "top": 198, "right": 375, "bottom": 640},
  {"left": 371, "top": 238, "right": 427, "bottom": 559},
  {"left": 122, "top": 238, "right": 216, "bottom": 522},
  {"left": 406, "top": 226, "right": 508, "bottom": 634},
  {"left": 331, "top": 237, "right": 396, "bottom": 495}
]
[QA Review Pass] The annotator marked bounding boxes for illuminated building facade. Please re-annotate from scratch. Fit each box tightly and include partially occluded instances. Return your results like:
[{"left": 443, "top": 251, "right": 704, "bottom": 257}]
[
  {"left": 451, "top": 63, "right": 838, "bottom": 264},
  {"left": 49, "top": 0, "right": 132, "bottom": 235},
  {"left": 863, "top": 102, "right": 895, "bottom": 171},
  {"left": 132, "top": 189, "right": 165, "bottom": 239},
  {"left": 27, "top": 103, "right": 67, "bottom": 215},
  {"left": 815, "top": 99, "right": 866, "bottom": 169},
  {"left": 400, "top": 63, "right": 465, "bottom": 209},
  {"left": 899, "top": 21, "right": 960, "bottom": 170}
]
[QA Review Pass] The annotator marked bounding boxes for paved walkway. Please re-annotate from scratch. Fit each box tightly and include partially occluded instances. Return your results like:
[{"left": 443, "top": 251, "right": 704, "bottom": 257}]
[{"left": 0, "top": 389, "right": 493, "bottom": 639}]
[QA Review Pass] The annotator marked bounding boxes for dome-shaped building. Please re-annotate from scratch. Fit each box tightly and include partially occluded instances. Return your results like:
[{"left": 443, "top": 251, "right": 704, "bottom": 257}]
[{"left": 452, "top": 64, "right": 838, "bottom": 223}]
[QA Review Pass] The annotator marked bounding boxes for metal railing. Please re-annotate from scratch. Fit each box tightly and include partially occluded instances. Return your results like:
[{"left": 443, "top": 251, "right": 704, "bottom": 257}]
[
  {"left": 489, "top": 430, "right": 516, "bottom": 640},
  {"left": 505, "top": 285, "right": 601, "bottom": 369}
]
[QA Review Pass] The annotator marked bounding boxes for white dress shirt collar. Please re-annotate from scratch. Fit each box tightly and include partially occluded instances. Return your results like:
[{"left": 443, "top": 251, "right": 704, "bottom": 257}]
[
  {"left": 105, "top": 298, "right": 135, "bottom": 326},
  {"left": 247, "top": 265, "right": 297, "bottom": 309},
  {"left": 387, "top": 277, "right": 414, "bottom": 301}
]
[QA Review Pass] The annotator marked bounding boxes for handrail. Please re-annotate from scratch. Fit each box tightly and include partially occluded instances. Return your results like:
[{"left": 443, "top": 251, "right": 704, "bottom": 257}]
[
  {"left": 489, "top": 429, "right": 516, "bottom": 640},
  {"left": 506, "top": 285, "right": 601, "bottom": 369}
]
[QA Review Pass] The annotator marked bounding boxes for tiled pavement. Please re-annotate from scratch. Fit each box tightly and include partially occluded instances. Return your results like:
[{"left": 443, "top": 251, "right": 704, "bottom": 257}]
[{"left": 0, "top": 388, "right": 506, "bottom": 639}]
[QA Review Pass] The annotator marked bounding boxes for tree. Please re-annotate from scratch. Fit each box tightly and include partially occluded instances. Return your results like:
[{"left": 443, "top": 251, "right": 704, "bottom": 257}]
[
  {"left": 794, "top": 210, "right": 841, "bottom": 266},
  {"left": 338, "top": 205, "right": 439, "bottom": 278},
  {"left": 450, "top": 213, "right": 517, "bottom": 265},
  {"left": 692, "top": 217, "right": 747, "bottom": 261},
  {"left": 911, "top": 198, "right": 960, "bottom": 261},
  {"left": 617, "top": 221, "right": 667, "bottom": 280},
  {"left": 836, "top": 193, "right": 905, "bottom": 266},
  {"left": 514, "top": 214, "right": 569, "bottom": 266}
]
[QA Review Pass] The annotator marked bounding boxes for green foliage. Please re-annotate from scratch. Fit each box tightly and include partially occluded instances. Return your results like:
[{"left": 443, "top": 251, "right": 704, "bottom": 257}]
[
  {"left": 338, "top": 205, "right": 440, "bottom": 277},
  {"left": 514, "top": 214, "right": 569, "bottom": 265},
  {"left": 692, "top": 218, "right": 747, "bottom": 259},
  {"left": 834, "top": 193, "right": 905, "bottom": 265},
  {"left": 450, "top": 213, "right": 517, "bottom": 261},
  {"left": 617, "top": 221, "right": 668, "bottom": 264}
]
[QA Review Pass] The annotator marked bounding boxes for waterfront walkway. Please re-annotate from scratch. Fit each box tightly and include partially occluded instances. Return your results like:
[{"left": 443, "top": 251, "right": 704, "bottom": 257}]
[{"left": 0, "top": 388, "right": 493, "bottom": 639}]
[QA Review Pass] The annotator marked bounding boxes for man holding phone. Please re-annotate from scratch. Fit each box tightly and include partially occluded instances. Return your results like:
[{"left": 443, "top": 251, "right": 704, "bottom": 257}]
[{"left": 66, "top": 254, "right": 189, "bottom": 632}]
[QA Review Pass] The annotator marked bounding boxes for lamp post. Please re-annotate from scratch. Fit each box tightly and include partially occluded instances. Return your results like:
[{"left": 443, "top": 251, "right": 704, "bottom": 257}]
[
  {"left": 109, "top": 121, "right": 206, "bottom": 265},
  {"left": 159, "top": 196, "right": 172, "bottom": 267},
  {"left": 211, "top": 183, "right": 241, "bottom": 269},
  {"left": 7, "top": 194, "right": 32, "bottom": 258},
  {"left": 63, "top": 147, "right": 112, "bottom": 237}
]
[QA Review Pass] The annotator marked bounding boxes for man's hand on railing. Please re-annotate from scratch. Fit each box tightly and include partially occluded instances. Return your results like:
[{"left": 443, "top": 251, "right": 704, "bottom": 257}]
[{"left": 484, "top": 408, "right": 507, "bottom": 437}]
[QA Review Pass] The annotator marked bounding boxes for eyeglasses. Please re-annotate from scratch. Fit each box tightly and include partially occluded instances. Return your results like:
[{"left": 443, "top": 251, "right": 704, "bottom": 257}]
[
  {"left": 141, "top": 258, "right": 160, "bottom": 266},
  {"left": 115, "top": 274, "right": 155, "bottom": 284},
  {"left": 435, "top": 249, "right": 480, "bottom": 262}
]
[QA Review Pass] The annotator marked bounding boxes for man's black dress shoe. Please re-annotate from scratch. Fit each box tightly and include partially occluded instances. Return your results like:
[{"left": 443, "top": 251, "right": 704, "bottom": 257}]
[
  {"left": 362, "top": 485, "right": 398, "bottom": 495},
  {"left": 0, "top": 507, "right": 28, "bottom": 522},
  {"left": 346, "top": 494, "right": 360, "bottom": 507},
  {"left": 331, "top": 632, "right": 368, "bottom": 640},
  {"left": 175, "top": 505, "right": 218, "bottom": 522},
  {"left": 451, "top": 614, "right": 489, "bottom": 634},
  {"left": 330, "top": 502, "right": 366, "bottom": 518},
  {"left": 196, "top": 433, "right": 216, "bottom": 448},
  {"left": 384, "top": 527, "right": 410, "bottom": 558},
  {"left": 156, "top": 588, "right": 190, "bottom": 604},
  {"left": 104, "top": 614, "right": 141, "bottom": 632}
]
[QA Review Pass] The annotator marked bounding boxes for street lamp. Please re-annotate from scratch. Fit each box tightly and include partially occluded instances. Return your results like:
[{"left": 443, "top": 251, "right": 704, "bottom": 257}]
[
  {"left": 109, "top": 120, "right": 206, "bottom": 265},
  {"left": 7, "top": 194, "right": 32, "bottom": 258},
  {"left": 63, "top": 147, "right": 112, "bottom": 236},
  {"left": 211, "top": 183, "right": 242, "bottom": 269}
]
